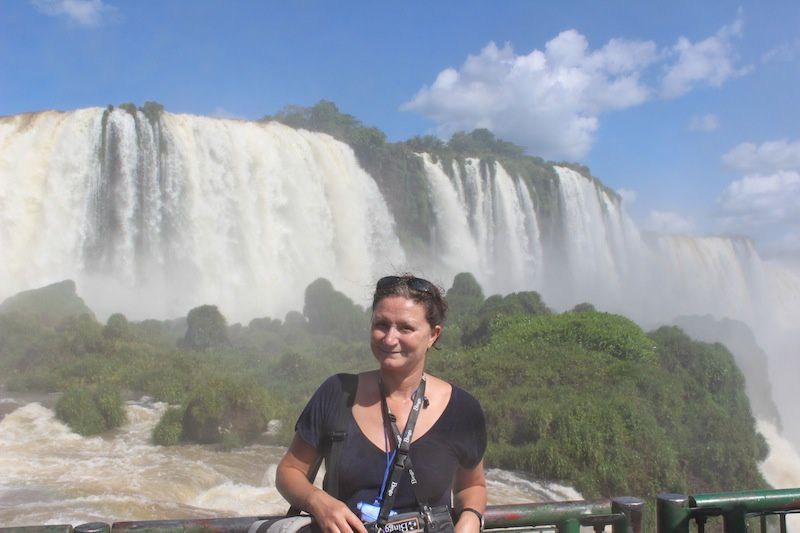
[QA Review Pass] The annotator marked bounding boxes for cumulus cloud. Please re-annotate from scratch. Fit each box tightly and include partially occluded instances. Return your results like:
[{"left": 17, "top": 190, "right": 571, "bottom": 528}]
[
  {"left": 616, "top": 188, "right": 637, "bottom": 205},
  {"left": 715, "top": 139, "right": 800, "bottom": 261},
  {"left": 403, "top": 13, "right": 748, "bottom": 160},
  {"left": 717, "top": 171, "right": 800, "bottom": 229},
  {"left": 689, "top": 113, "right": 719, "bottom": 132},
  {"left": 403, "top": 36, "right": 657, "bottom": 160},
  {"left": 722, "top": 139, "right": 800, "bottom": 174},
  {"left": 644, "top": 210, "right": 695, "bottom": 234},
  {"left": 660, "top": 11, "right": 750, "bottom": 98},
  {"left": 30, "top": 0, "right": 115, "bottom": 26}
]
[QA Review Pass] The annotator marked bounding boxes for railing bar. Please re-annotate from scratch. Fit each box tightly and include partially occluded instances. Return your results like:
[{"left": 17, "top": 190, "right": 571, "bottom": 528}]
[
  {"left": 696, "top": 517, "right": 705, "bottom": 533},
  {"left": 760, "top": 514, "right": 767, "bottom": 533},
  {"left": 780, "top": 513, "right": 786, "bottom": 533}
]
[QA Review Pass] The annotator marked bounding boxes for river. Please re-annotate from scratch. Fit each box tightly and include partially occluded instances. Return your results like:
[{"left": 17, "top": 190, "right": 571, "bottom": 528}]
[{"left": 0, "top": 398, "right": 582, "bottom": 527}]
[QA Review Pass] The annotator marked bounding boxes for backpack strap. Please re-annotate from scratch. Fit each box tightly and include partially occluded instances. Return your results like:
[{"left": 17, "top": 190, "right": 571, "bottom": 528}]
[
  {"left": 321, "top": 373, "right": 358, "bottom": 497},
  {"left": 286, "top": 373, "right": 358, "bottom": 517}
]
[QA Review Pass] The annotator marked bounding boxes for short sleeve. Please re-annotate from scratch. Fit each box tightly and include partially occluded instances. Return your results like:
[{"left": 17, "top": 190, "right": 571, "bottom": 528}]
[
  {"left": 452, "top": 386, "right": 487, "bottom": 469},
  {"left": 294, "top": 374, "right": 348, "bottom": 450}
]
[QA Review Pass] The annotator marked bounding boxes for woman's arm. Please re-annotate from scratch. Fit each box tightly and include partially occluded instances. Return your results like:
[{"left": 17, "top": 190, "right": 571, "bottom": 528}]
[
  {"left": 452, "top": 461, "right": 487, "bottom": 533},
  {"left": 276, "top": 433, "right": 367, "bottom": 533}
]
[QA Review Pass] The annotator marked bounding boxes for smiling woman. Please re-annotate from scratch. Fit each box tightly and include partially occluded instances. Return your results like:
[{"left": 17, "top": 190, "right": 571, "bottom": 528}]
[{"left": 276, "top": 275, "right": 487, "bottom": 533}]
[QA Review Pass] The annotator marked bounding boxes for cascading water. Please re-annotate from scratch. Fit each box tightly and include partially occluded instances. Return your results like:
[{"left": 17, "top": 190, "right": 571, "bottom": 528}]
[
  {"left": 0, "top": 109, "right": 405, "bottom": 321},
  {"left": 414, "top": 158, "right": 800, "bottom": 464},
  {"left": 420, "top": 155, "right": 543, "bottom": 293}
]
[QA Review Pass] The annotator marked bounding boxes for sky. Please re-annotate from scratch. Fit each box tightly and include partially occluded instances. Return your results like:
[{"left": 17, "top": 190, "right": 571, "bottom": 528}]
[{"left": 1, "top": 0, "right": 799, "bottom": 265}]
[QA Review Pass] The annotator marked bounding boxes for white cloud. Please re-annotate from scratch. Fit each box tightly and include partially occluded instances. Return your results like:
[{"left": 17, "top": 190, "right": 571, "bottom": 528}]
[
  {"left": 616, "top": 188, "right": 637, "bottom": 205},
  {"left": 30, "top": 0, "right": 115, "bottom": 26},
  {"left": 644, "top": 210, "right": 695, "bottom": 234},
  {"left": 717, "top": 171, "right": 800, "bottom": 226},
  {"left": 722, "top": 139, "right": 800, "bottom": 174},
  {"left": 715, "top": 138, "right": 800, "bottom": 261},
  {"left": 689, "top": 113, "right": 719, "bottom": 132},
  {"left": 403, "top": 13, "right": 747, "bottom": 160},
  {"left": 403, "top": 36, "right": 657, "bottom": 160},
  {"left": 660, "top": 11, "right": 750, "bottom": 98},
  {"left": 762, "top": 39, "right": 800, "bottom": 63}
]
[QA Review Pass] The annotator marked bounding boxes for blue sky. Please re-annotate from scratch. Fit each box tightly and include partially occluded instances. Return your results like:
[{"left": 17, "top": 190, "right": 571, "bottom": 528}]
[{"left": 2, "top": 0, "right": 799, "bottom": 263}]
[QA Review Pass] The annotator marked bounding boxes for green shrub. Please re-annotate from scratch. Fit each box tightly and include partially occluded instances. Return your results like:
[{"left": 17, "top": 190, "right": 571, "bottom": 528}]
[
  {"left": 55, "top": 387, "right": 106, "bottom": 435},
  {"left": 429, "top": 312, "right": 766, "bottom": 498},
  {"left": 182, "top": 305, "right": 229, "bottom": 350},
  {"left": 181, "top": 378, "right": 284, "bottom": 445},
  {"left": 55, "top": 384, "right": 127, "bottom": 436},
  {"left": 153, "top": 407, "right": 185, "bottom": 446}
]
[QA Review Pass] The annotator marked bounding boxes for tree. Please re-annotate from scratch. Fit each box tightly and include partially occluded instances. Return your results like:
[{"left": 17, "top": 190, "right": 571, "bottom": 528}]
[
  {"left": 103, "top": 313, "right": 130, "bottom": 339},
  {"left": 182, "top": 305, "right": 229, "bottom": 350},
  {"left": 446, "top": 273, "right": 485, "bottom": 325},
  {"left": 303, "top": 278, "right": 366, "bottom": 342}
]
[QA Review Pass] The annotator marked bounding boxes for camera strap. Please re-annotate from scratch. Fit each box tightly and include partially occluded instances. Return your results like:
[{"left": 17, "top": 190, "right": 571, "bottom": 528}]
[{"left": 376, "top": 375, "right": 429, "bottom": 525}]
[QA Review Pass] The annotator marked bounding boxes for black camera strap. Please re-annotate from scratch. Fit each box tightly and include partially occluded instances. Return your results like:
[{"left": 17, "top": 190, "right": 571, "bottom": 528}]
[{"left": 376, "top": 375, "right": 429, "bottom": 525}]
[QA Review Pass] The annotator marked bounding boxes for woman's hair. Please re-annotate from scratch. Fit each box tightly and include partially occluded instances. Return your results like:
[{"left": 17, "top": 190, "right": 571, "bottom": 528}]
[{"left": 372, "top": 274, "right": 448, "bottom": 328}]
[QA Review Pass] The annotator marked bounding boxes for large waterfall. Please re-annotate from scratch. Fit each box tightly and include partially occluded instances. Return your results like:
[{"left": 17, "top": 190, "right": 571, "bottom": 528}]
[
  {"left": 2, "top": 107, "right": 800, "bottom": 445},
  {"left": 0, "top": 108, "right": 405, "bottom": 320}
]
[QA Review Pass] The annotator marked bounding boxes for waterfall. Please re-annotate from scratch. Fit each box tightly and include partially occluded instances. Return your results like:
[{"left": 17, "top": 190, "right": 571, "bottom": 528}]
[
  {"left": 2, "top": 106, "right": 800, "bottom": 450},
  {"left": 5, "top": 109, "right": 796, "bottom": 329},
  {"left": 0, "top": 109, "right": 404, "bottom": 320},
  {"left": 420, "top": 155, "right": 543, "bottom": 294}
]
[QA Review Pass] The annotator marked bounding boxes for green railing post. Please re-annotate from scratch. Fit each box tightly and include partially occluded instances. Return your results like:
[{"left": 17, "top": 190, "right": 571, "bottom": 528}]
[
  {"left": 612, "top": 497, "right": 645, "bottom": 533},
  {"left": 657, "top": 493, "right": 690, "bottom": 533},
  {"left": 721, "top": 508, "right": 747, "bottom": 533},
  {"left": 559, "top": 518, "right": 581, "bottom": 533}
]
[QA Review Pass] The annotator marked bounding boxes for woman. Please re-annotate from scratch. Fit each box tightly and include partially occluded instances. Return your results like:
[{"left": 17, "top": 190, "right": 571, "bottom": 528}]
[{"left": 276, "top": 275, "right": 487, "bottom": 533}]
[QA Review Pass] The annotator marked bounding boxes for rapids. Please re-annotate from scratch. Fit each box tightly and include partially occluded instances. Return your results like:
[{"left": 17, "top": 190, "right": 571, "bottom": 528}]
[{"left": 0, "top": 399, "right": 580, "bottom": 527}]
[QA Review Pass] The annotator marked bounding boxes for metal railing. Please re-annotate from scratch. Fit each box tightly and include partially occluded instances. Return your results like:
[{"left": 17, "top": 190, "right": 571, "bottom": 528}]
[
  {"left": 657, "top": 488, "right": 800, "bottom": 533},
  {"left": 4, "top": 488, "right": 800, "bottom": 533},
  {"left": 484, "top": 497, "right": 644, "bottom": 533},
  {"left": 0, "top": 498, "right": 645, "bottom": 533}
]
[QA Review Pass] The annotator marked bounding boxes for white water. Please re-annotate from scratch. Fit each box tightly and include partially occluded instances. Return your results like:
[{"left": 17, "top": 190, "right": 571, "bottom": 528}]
[
  {"left": 421, "top": 155, "right": 543, "bottom": 293},
  {"left": 0, "top": 399, "right": 582, "bottom": 527},
  {"left": 0, "top": 110, "right": 404, "bottom": 321}
]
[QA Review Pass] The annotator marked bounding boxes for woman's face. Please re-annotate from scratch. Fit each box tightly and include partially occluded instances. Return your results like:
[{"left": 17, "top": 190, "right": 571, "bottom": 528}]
[{"left": 370, "top": 295, "right": 441, "bottom": 374}]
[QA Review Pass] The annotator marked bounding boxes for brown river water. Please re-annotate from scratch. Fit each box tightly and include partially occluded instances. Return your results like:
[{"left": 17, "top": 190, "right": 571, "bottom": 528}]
[{"left": 0, "top": 397, "right": 583, "bottom": 527}]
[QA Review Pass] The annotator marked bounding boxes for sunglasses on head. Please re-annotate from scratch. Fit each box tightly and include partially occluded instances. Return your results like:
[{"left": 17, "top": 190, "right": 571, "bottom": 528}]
[{"left": 376, "top": 275, "right": 437, "bottom": 295}]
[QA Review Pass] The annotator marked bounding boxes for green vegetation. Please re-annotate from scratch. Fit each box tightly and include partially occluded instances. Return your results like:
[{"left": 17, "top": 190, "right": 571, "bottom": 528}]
[
  {"left": 182, "top": 305, "right": 230, "bottom": 350},
  {"left": 262, "top": 101, "right": 579, "bottom": 255},
  {"left": 153, "top": 407, "right": 184, "bottom": 446},
  {"left": 55, "top": 385, "right": 127, "bottom": 436},
  {"left": 0, "top": 280, "right": 94, "bottom": 326},
  {"left": 0, "top": 275, "right": 768, "bottom": 496}
]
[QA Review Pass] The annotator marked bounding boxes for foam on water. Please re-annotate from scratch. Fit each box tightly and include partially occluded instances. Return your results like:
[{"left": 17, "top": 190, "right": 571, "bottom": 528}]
[
  {"left": 0, "top": 399, "right": 289, "bottom": 526},
  {"left": 0, "top": 399, "right": 588, "bottom": 527}
]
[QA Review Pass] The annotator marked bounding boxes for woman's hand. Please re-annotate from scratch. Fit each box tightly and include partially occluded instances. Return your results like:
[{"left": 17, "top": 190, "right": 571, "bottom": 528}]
[
  {"left": 305, "top": 487, "right": 367, "bottom": 533},
  {"left": 276, "top": 434, "right": 367, "bottom": 533},
  {"left": 454, "top": 510, "right": 482, "bottom": 533},
  {"left": 452, "top": 461, "right": 487, "bottom": 533}
]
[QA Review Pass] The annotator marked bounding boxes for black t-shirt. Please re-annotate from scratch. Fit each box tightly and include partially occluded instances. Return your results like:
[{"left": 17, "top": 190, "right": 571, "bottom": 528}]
[{"left": 295, "top": 374, "right": 487, "bottom": 514}]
